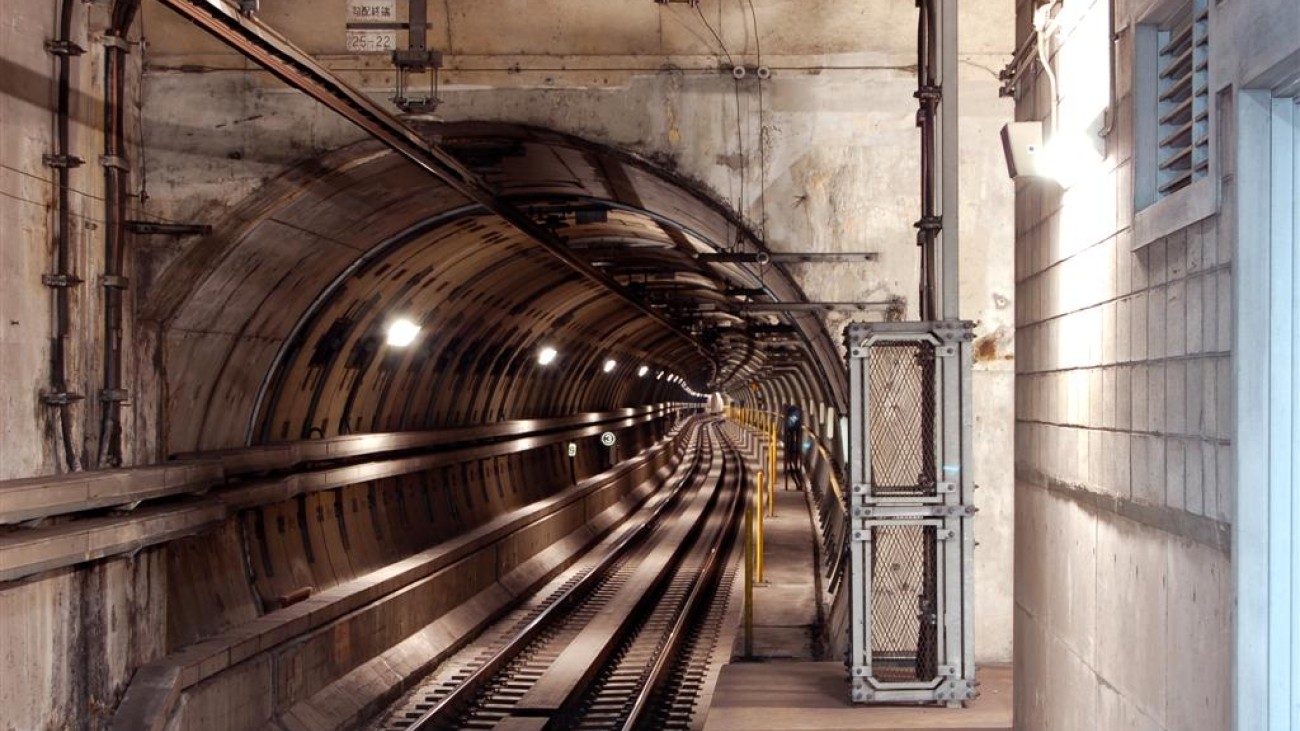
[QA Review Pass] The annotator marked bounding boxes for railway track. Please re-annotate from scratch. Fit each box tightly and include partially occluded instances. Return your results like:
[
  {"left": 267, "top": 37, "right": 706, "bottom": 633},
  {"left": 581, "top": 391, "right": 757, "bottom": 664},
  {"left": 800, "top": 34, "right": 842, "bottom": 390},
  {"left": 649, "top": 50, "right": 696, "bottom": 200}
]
[{"left": 369, "top": 417, "right": 746, "bottom": 731}]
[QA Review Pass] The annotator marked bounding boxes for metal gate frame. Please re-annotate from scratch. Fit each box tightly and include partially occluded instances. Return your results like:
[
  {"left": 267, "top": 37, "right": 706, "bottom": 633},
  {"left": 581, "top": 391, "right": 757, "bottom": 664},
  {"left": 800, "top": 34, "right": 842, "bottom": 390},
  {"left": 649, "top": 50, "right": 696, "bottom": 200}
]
[{"left": 846, "top": 320, "right": 976, "bottom": 705}]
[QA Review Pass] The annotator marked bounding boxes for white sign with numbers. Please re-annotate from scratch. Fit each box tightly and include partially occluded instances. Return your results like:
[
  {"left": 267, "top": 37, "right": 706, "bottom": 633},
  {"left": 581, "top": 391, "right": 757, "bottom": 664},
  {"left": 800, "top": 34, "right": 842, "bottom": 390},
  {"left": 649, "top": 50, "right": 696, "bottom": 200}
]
[
  {"left": 345, "top": 30, "right": 395, "bottom": 53},
  {"left": 567, "top": 442, "right": 577, "bottom": 457},
  {"left": 346, "top": 0, "right": 397, "bottom": 54},
  {"left": 600, "top": 432, "right": 616, "bottom": 447}
]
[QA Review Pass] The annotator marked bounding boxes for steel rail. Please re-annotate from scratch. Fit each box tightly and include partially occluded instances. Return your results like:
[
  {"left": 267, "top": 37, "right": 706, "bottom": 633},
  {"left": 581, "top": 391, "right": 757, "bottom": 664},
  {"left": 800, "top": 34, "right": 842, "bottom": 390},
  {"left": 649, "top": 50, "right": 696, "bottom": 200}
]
[
  {"left": 521, "top": 426, "right": 735, "bottom": 726},
  {"left": 616, "top": 432, "right": 746, "bottom": 731},
  {"left": 399, "top": 420, "right": 716, "bottom": 731},
  {"left": 499, "top": 418, "right": 733, "bottom": 723},
  {"left": 152, "top": 0, "right": 713, "bottom": 369}
]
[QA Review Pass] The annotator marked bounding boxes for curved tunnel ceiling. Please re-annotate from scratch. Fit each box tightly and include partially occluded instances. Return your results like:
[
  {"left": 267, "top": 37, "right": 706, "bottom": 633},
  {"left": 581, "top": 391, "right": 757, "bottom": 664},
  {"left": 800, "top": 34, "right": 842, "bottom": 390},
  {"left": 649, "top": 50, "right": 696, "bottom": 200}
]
[{"left": 148, "top": 124, "right": 842, "bottom": 453}]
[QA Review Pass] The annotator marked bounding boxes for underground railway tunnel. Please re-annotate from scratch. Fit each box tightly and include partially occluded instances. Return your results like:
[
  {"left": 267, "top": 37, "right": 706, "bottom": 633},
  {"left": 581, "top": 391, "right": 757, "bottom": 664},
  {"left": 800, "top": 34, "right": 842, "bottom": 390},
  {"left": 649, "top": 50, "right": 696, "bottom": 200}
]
[{"left": 4, "top": 0, "right": 1300, "bottom": 730}]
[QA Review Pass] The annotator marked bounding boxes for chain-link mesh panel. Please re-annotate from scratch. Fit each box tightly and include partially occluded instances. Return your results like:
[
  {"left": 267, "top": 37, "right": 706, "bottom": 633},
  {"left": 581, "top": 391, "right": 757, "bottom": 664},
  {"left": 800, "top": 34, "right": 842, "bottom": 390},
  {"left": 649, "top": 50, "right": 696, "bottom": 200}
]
[
  {"left": 869, "top": 524, "right": 938, "bottom": 683},
  {"left": 868, "top": 342, "right": 937, "bottom": 497}
]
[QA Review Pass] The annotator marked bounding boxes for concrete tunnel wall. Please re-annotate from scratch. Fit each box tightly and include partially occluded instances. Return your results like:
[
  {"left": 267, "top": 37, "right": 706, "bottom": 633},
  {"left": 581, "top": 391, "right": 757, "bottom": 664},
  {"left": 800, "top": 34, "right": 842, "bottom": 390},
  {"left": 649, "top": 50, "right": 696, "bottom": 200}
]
[
  {"left": 0, "top": 1, "right": 1020, "bottom": 728},
  {"left": 131, "top": 0, "right": 1016, "bottom": 664}
]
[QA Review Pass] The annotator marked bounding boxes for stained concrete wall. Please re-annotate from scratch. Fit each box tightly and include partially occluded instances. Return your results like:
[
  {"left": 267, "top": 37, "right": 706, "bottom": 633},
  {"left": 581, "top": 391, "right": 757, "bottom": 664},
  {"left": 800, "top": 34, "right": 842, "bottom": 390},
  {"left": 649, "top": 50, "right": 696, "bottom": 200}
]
[
  {"left": 1, "top": 1, "right": 102, "bottom": 479},
  {"left": 1008, "top": 0, "right": 1300, "bottom": 726},
  {"left": 0, "top": 7, "right": 167, "bottom": 727}
]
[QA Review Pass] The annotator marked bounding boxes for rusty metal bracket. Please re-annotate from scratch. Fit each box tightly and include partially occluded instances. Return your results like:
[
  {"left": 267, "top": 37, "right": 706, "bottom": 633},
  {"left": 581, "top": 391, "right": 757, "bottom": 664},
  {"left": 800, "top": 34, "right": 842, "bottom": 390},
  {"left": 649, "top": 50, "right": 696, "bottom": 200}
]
[
  {"left": 99, "top": 155, "right": 129, "bottom": 171},
  {"left": 126, "top": 220, "right": 212, "bottom": 236},
  {"left": 45, "top": 39, "right": 86, "bottom": 56},
  {"left": 100, "top": 34, "right": 131, "bottom": 52},
  {"left": 43, "top": 153, "right": 85, "bottom": 169},
  {"left": 42, "top": 392, "right": 85, "bottom": 406},
  {"left": 42, "top": 273, "right": 84, "bottom": 288}
]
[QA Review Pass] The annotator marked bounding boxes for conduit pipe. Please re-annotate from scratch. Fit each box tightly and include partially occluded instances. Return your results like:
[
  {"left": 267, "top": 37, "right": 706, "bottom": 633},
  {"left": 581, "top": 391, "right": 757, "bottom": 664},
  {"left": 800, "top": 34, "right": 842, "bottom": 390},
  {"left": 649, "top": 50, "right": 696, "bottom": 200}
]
[
  {"left": 47, "top": 0, "right": 83, "bottom": 471},
  {"left": 914, "top": 0, "right": 960, "bottom": 321},
  {"left": 916, "top": 0, "right": 940, "bottom": 321},
  {"left": 97, "top": 0, "right": 141, "bottom": 467}
]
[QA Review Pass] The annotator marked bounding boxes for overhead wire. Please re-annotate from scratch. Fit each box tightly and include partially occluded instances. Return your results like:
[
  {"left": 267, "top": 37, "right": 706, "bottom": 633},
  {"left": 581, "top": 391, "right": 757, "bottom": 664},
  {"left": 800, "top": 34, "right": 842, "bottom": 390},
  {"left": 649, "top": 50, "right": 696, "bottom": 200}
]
[
  {"left": 690, "top": 3, "right": 740, "bottom": 251},
  {"left": 694, "top": 3, "right": 734, "bottom": 67},
  {"left": 733, "top": 77, "right": 746, "bottom": 250},
  {"left": 747, "top": 0, "right": 768, "bottom": 251}
]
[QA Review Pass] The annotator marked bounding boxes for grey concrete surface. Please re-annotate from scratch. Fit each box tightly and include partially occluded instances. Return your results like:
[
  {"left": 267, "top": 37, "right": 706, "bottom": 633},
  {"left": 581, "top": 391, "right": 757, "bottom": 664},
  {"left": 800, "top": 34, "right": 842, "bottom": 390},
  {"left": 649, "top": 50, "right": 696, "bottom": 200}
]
[{"left": 704, "top": 662, "right": 1013, "bottom": 731}]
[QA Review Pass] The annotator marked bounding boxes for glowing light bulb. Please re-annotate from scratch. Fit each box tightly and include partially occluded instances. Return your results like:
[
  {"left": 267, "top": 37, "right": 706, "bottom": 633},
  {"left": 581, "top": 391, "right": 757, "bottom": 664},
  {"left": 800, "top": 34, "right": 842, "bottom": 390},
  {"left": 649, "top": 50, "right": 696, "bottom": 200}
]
[
  {"left": 603, "top": 359, "right": 617, "bottom": 373},
  {"left": 386, "top": 318, "right": 420, "bottom": 347},
  {"left": 538, "top": 346, "right": 558, "bottom": 366},
  {"left": 638, "top": 365, "right": 649, "bottom": 377}
]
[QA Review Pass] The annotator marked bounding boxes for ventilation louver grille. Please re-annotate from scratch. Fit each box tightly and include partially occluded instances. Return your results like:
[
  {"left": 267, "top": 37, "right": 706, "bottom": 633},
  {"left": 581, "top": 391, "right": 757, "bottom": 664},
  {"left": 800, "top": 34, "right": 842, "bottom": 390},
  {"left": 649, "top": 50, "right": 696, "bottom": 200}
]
[{"left": 1156, "top": 0, "right": 1209, "bottom": 197}]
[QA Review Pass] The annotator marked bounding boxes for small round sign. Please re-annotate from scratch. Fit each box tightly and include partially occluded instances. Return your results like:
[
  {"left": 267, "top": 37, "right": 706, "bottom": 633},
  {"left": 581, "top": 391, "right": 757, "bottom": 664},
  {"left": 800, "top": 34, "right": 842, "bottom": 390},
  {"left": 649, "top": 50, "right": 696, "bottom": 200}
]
[{"left": 600, "top": 431, "right": 616, "bottom": 447}]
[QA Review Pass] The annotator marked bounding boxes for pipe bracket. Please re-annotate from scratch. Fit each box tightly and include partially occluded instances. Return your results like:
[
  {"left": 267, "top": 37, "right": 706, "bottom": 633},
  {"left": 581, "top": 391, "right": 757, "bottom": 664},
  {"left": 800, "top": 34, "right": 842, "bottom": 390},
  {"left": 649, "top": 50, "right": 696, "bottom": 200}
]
[
  {"left": 100, "top": 389, "right": 130, "bottom": 403},
  {"left": 914, "top": 85, "right": 942, "bottom": 101},
  {"left": 43, "top": 153, "right": 85, "bottom": 169},
  {"left": 99, "top": 155, "right": 130, "bottom": 171},
  {"left": 101, "top": 34, "right": 131, "bottom": 52},
  {"left": 914, "top": 215, "right": 942, "bottom": 232},
  {"left": 42, "top": 273, "right": 84, "bottom": 288},
  {"left": 42, "top": 392, "right": 85, "bottom": 406},
  {"left": 45, "top": 39, "right": 86, "bottom": 56},
  {"left": 126, "top": 220, "right": 214, "bottom": 236},
  {"left": 101, "top": 274, "right": 131, "bottom": 290}
]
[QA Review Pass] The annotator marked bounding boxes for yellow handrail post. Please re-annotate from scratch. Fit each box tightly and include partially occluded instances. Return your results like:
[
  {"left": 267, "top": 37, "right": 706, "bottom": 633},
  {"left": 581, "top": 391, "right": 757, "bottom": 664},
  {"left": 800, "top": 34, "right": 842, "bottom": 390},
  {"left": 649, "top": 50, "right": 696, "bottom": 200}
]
[
  {"left": 769, "top": 420, "right": 779, "bottom": 510},
  {"left": 755, "top": 470, "right": 765, "bottom": 584},
  {"left": 743, "top": 499, "right": 754, "bottom": 659}
]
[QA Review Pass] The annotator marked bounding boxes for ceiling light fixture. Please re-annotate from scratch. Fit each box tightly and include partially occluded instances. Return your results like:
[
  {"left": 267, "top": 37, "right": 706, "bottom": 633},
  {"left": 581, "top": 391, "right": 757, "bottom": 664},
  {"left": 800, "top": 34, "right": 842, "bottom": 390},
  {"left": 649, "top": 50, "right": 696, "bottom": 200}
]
[
  {"left": 603, "top": 359, "right": 617, "bottom": 373},
  {"left": 538, "top": 346, "right": 558, "bottom": 366},
  {"left": 386, "top": 318, "right": 421, "bottom": 347}
]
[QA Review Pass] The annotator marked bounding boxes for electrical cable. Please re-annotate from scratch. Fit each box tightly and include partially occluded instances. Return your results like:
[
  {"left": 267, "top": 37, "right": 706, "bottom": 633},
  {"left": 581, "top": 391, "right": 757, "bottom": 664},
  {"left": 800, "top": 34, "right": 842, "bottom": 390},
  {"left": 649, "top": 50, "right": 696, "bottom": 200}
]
[
  {"left": 747, "top": 0, "right": 768, "bottom": 244},
  {"left": 687, "top": 3, "right": 738, "bottom": 249},
  {"left": 694, "top": 4, "right": 734, "bottom": 67},
  {"left": 733, "top": 76, "right": 746, "bottom": 247},
  {"left": 1034, "top": 3, "right": 1060, "bottom": 140}
]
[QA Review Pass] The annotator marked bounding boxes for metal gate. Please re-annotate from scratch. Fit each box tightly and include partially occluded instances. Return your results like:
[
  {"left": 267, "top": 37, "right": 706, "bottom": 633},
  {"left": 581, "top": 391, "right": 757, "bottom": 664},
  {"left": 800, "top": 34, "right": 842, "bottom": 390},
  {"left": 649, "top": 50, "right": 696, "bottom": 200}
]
[{"left": 846, "top": 321, "right": 976, "bottom": 705}]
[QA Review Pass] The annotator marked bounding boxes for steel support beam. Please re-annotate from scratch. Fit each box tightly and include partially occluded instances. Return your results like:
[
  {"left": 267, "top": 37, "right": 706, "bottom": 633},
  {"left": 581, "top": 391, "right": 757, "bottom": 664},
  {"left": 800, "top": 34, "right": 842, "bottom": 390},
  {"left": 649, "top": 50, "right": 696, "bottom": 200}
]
[
  {"left": 939, "top": 0, "right": 960, "bottom": 320},
  {"left": 153, "top": 0, "right": 711, "bottom": 368},
  {"left": 739, "top": 301, "right": 901, "bottom": 313},
  {"left": 698, "top": 251, "right": 878, "bottom": 264}
]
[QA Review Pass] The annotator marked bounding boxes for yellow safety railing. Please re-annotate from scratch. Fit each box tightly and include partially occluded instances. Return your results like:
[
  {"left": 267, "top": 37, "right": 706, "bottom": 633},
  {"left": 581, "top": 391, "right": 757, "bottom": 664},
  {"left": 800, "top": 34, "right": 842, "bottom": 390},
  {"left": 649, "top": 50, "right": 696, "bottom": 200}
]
[
  {"left": 728, "top": 403, "right": 847, "bottom": 660},
  {"left": 727, "top": 404, "right": 840, "bottom": 502},
  {"left": 727, "top": 404, "right": 787, "bottom": 659}
]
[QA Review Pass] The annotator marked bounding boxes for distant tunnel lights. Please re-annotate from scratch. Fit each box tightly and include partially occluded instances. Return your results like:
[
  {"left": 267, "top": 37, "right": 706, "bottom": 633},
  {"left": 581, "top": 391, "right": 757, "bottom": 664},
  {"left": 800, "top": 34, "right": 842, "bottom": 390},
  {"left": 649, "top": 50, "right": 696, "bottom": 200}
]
[
  {"left": 538, "top": 346, "right": 558, "bottom": 366},
  {"left": 385, "top": 318, "right": 420, "bottom": 347},
  {"left": 638, "top": 365, "right": 649, "bottom": 377},
  {"left": 603, "top": 359, "right": 617, "bottom": 373}
]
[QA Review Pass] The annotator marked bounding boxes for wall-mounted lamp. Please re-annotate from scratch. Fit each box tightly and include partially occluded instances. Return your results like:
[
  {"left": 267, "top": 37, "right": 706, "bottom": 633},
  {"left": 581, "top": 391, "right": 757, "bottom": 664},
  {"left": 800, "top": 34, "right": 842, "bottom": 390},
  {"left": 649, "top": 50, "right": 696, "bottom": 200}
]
[
  {"left": 1001, "top": 119, "right": 1105, "bottom": 186},
  {"left": 1000, "top": 121, "right": 1046, "bottom": 179}
]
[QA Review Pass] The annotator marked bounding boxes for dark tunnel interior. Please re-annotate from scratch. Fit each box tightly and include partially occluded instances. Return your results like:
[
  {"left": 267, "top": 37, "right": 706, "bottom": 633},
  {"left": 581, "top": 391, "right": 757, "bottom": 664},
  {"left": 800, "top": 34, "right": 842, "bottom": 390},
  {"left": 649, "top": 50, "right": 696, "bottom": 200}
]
[{"left": 149, "top": 123, "right": 841, "bottom": 455}]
